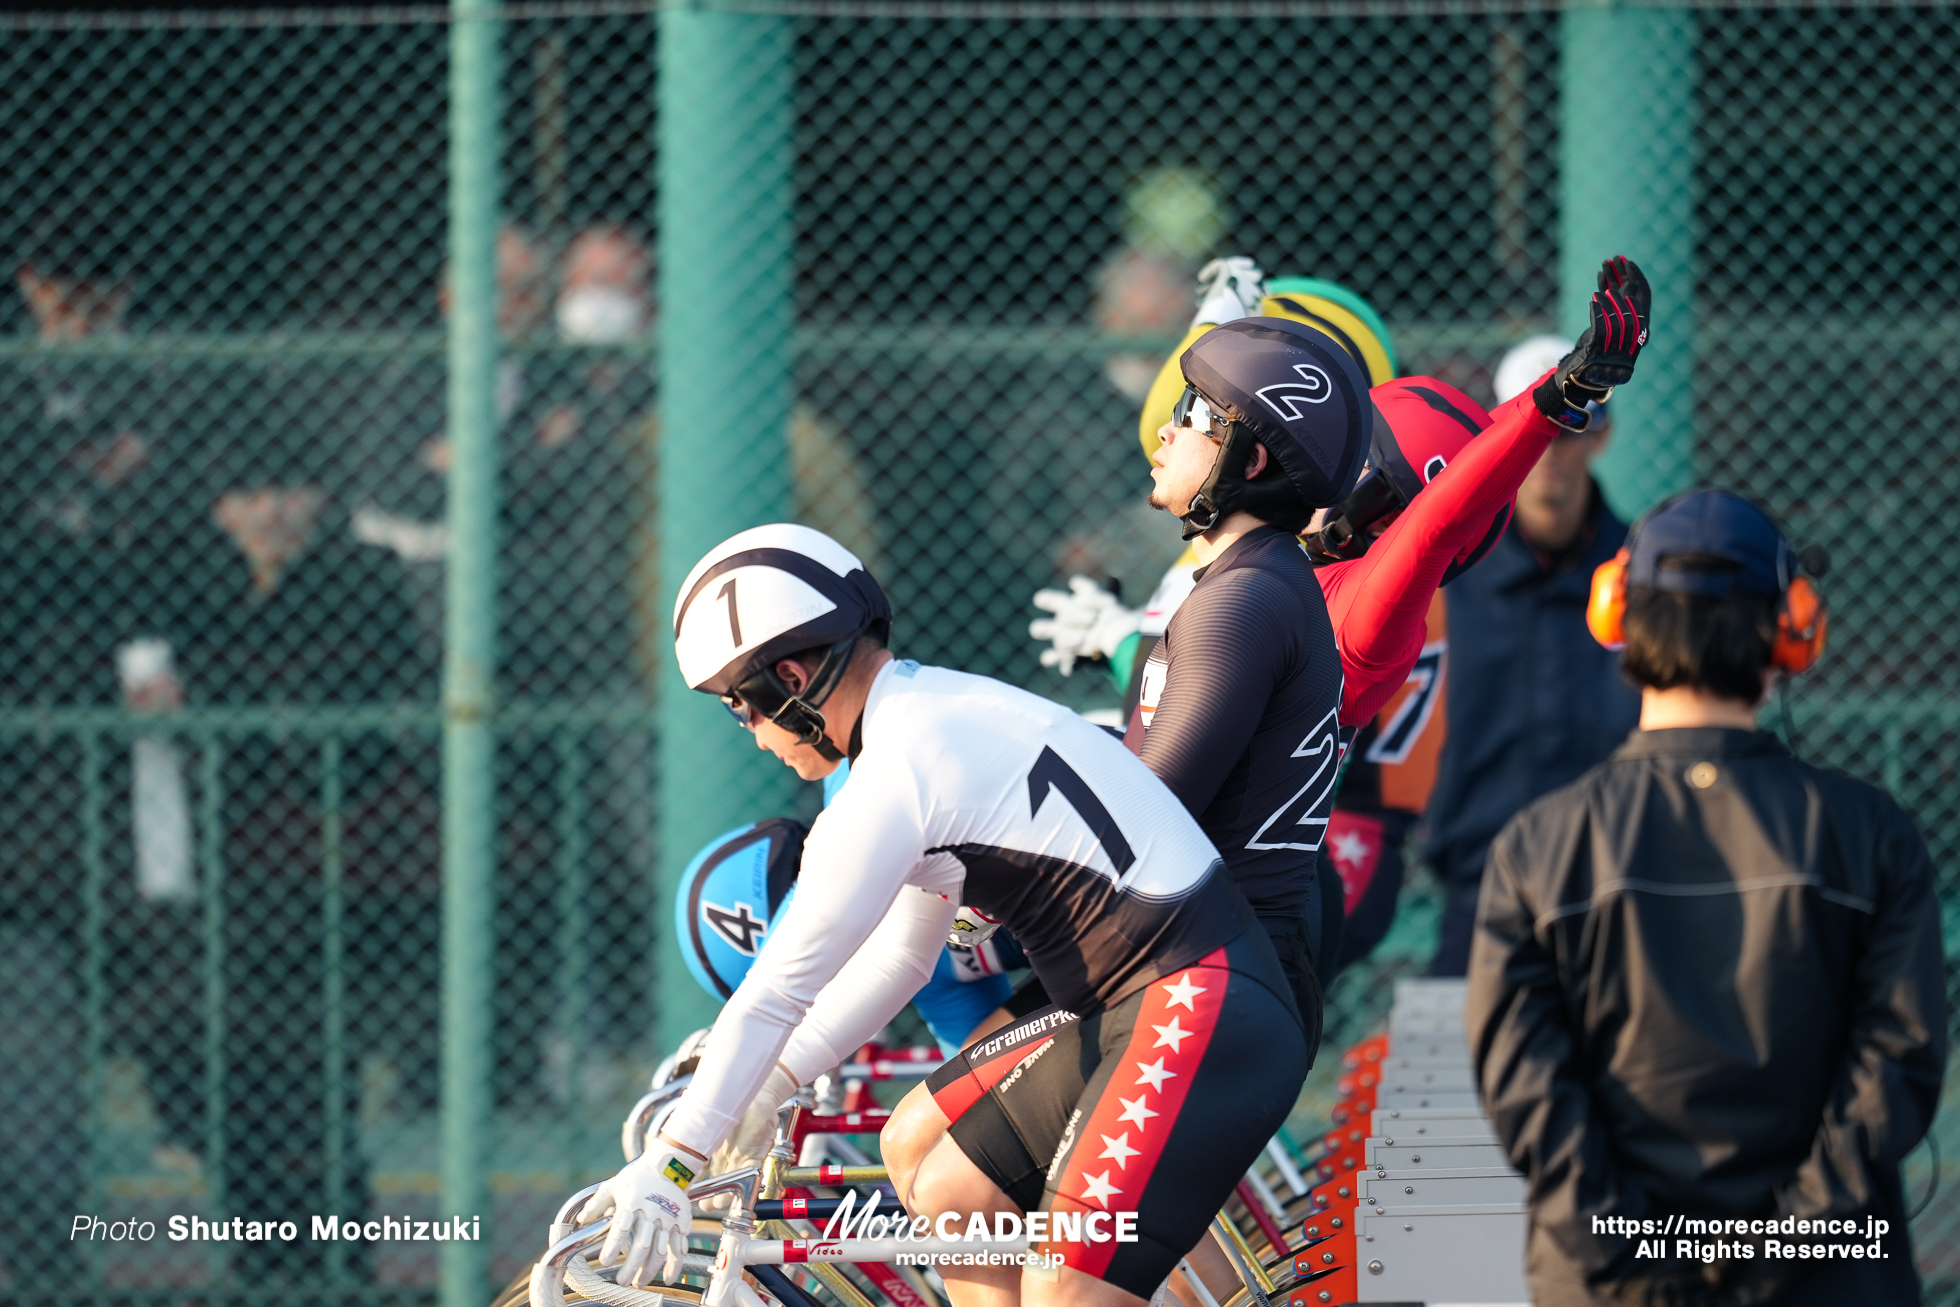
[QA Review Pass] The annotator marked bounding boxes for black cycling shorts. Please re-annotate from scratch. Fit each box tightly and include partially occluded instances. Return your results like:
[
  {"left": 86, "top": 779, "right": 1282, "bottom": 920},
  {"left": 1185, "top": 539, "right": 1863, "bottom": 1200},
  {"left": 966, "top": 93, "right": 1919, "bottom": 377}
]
[{"left": 924, "top": 933, "right": 1306, "bottom": 1298}]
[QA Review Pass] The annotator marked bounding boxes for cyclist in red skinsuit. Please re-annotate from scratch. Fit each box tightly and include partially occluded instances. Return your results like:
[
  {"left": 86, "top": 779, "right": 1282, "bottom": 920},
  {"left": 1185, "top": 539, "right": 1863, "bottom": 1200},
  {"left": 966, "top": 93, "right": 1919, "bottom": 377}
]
[
  {"left": 1305, "top": 256, "right": 1652, "bottom": 729},
  {"left": 1314, "top": 381, "right": 1551, "bottom": 727}
]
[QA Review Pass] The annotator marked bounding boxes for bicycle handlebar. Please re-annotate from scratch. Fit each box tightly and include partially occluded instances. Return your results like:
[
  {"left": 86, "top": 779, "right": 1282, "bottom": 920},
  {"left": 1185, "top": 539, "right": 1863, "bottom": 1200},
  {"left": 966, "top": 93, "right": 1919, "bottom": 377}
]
[{"left": 622, "top": 1077, "right": 694, "bottom": 1162}]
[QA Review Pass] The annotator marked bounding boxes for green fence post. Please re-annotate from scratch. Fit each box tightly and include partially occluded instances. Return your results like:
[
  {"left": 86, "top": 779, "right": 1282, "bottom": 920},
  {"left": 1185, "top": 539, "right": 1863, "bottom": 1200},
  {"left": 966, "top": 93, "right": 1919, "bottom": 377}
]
[
  {"left": 442, "top": 1, "right": 502, "bottom": 1303},
  {"left": 320, "top": 736, "right": 347, "bottom": 1288},
  {"left": 654, "top": 9, "right": 798, "bottom": 1051},
  {"left": 1560, "top": 5, "right": 1696, "bottom": 519},
  {"left": 199, "top": 738, "right": 228, "bottom": 1294},
  {"left": 555, "top": 731, "right": 591, "bottom": 1170},
  {"left": 79, "top": 732, "right": 105, "bottom": 1290}
]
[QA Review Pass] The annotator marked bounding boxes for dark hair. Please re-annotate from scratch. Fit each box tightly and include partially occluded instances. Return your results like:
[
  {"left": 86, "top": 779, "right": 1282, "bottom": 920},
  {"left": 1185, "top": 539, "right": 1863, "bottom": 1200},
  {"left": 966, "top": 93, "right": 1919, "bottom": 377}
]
[
  {"left": 1621, "top": 583, "right": 1779, "bottom": 704},
  {"left": 781, "top": 629, "right": 886, "bottom": 673},
  {"left": 1231, "top": 441, "right": 1313, "bottom": 533}
]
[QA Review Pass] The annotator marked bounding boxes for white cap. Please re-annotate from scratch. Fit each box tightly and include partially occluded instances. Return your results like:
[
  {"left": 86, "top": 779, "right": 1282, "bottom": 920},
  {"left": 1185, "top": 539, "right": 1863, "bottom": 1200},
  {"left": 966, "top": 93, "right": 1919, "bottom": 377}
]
[
  {"left": 1493, "top": 334, "right": 1571, "bottom": 405},
  {"left": 116, "top": 638, "right": 176, "bottom": 692}
]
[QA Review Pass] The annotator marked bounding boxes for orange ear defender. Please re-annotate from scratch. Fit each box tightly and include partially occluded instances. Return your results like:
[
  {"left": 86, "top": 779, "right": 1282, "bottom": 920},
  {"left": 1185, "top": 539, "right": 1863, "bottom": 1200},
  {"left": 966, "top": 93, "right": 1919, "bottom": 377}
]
[
  {"left": 1587, "top": 546, "right": 1829, "bottom": 672},
  {"left": 1773, "top": 574, "right": 1828, "bottom": 674},
  {"left": 1586, "top": 549, "right": 1630, "bottom": 650}
]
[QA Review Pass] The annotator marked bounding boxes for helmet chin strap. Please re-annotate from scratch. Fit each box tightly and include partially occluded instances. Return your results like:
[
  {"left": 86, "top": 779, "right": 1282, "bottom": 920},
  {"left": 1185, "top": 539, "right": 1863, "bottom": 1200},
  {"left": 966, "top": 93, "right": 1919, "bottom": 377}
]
[
  {"left": 1178, "top": 423, "right": 1254, "bottom": 540},
  {"left": 742, "top": 636, "right": 859, "bottom": 763},
  {"left": 766, "top": 698, "right": 845, "bottom": 763}
]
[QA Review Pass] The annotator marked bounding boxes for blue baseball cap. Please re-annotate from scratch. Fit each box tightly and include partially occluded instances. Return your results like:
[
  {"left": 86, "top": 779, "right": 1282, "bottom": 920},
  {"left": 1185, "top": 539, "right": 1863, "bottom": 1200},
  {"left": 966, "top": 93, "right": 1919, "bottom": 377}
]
[
  {"left": 1628, "top": 490, "right": 1794, "bottom": 598},
  {"left": 675, "top": 818, "right": 806, "bottom": 1000}
]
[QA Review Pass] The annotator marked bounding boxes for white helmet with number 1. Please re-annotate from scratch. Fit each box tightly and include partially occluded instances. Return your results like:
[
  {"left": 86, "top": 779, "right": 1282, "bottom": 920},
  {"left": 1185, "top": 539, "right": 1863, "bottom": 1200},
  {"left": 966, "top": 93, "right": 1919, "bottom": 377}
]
[{"left": 674, "top": 524, "right": 892, "bottom": 761}]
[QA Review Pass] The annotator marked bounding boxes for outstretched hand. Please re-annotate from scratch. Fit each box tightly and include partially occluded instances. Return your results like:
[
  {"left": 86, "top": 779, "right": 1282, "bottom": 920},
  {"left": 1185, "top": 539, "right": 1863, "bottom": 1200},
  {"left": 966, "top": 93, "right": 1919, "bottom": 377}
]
[
  {"left": 1534, "top": 256, "right": 1650, "bottom": 429},
  {"left": 1029, "top": 576, "right": 1141, "bottom": 676},
  {"left": 1570, "top": 256, "right": 1651, "bottom": 393}
]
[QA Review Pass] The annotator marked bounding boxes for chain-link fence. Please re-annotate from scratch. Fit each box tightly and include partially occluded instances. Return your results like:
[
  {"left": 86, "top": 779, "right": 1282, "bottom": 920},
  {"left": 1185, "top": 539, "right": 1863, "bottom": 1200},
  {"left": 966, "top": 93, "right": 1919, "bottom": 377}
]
[{"left": 2, "top": 3, "right": 1955, "bottom": 1303}]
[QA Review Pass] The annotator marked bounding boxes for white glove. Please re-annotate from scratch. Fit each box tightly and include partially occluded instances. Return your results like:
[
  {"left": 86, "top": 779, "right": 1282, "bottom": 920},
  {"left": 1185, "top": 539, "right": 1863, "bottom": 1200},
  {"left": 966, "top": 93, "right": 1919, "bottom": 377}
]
[
  {"left": 579, "top": 1143, "right": 698, "bottom": 1288},
  {"left": 1029, "top": 576, "right": 1142, "bottom": 676},
  {"left": 701, "top": 1064, "right": 802, "bottom": 1209},
  {"left": 1192, "top": 256, "right": 1266, "bottom": 328},
  {"left": 948, "top": 905, "right": 1004, "bottom": 949}
]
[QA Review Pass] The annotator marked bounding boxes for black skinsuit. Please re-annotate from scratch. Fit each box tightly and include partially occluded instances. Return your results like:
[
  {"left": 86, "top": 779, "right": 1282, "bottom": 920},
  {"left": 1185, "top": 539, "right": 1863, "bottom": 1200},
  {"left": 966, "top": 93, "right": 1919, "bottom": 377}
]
[
  {"left": 1125, "top": 526, "right": 1345, "bottom": 1041},
  {"left": 1467, "top": 726, "right": 1946, "bottom": 1306}
]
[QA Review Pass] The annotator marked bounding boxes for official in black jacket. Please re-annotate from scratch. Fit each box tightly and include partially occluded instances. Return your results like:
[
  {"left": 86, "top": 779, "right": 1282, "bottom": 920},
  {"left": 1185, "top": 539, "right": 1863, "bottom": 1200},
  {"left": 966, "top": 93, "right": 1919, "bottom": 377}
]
[{"left": 1466, "top": 489, "right": 1946, "bottom": 1306}]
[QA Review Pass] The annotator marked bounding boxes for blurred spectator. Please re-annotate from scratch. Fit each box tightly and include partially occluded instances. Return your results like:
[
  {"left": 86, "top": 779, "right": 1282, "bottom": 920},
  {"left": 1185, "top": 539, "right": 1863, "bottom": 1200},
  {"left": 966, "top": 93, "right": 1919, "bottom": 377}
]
[
  {"left": 1420, "top": 336, "right": 1640, "bottom": 975},
  {"left": 189, "top": 365, "right": 424, "bottom": 1285},
  {"left": 351, "top": 221, "right": 662, "bottom": 1108},
  {"left": 2, "top": 215, "right": 191, "bottom": 1293},
  {"left": 556, "top": 223, "right": 651, "bottom": 344},
  {"left": 1095, "top": 166, "right": 1225, "bottom": 402},
  {"left": 17, "top": 247, "right": 131, "bottom": 342}
]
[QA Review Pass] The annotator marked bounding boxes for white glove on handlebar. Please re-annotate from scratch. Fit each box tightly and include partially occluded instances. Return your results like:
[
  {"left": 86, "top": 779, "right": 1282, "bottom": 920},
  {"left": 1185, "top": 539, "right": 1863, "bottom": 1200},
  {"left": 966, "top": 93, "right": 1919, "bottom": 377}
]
[
  {"left": 1029, "top": 576, "right": 1141, "bottom": 676},
  {"left": 580, "top": 1143, "right": 698, "bottom": 1288},
  {"left": 1192, "top": 255, "right": 1266, "bottom": 328}
]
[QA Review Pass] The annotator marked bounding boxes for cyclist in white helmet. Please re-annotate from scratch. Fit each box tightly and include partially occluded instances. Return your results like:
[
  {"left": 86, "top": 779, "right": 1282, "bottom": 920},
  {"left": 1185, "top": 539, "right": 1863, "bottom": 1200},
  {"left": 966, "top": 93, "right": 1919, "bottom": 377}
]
[{"left": 577, "top": 523, "right": 1307, "bottom": 1307}]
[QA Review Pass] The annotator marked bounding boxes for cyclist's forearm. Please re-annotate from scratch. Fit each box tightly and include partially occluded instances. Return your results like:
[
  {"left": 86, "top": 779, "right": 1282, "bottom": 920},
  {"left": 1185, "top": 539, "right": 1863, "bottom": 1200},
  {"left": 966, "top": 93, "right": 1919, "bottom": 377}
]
[
  {"left": 780, "top": 889, "right": 952, "bottom": 1081},
  {"left": 666, "top": 787, "right": 928, "bottom": 1155}
]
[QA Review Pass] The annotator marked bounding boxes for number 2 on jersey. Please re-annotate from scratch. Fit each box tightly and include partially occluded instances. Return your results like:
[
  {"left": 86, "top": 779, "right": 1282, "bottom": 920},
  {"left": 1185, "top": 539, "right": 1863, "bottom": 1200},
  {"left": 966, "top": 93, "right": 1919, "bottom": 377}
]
[
  {"left": 1027, "top": 746, "right": 1135, "bottom": 874},
  {"left": 1246, "top": 707, "right": 1339, "bottom": 852}
]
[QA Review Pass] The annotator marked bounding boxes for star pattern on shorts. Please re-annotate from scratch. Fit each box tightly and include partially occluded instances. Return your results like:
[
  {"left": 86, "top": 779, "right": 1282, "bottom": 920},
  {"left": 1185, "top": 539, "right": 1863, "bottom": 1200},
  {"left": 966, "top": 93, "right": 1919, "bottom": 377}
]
[
  {"left": 1116, "top": 1094, "right": 1159, "bottom": 1127},
  {"left": 1079, "top": 1170, "right": 1122, "bottom": 1207},
  {"left": 1329, "top": 829, "right": 1372, "bottom": 870},
  {"left": 1160, "top": 972, "right": 1206, "bottom": 1011},
  {"left": 1097, "top": 1131, "right": 1140, "bottom": 1168},
  {"left": 1150, "top": 1015, "right": 1191, "bottom": 1052},
  {"left": 1133, "top": 1057, "right": 1175, "bottom": 1092}
]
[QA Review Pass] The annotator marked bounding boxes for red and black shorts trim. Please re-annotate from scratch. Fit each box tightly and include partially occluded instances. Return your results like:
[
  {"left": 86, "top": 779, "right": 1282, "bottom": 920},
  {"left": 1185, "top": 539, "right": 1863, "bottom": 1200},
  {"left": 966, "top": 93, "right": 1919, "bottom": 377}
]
[{"left": 924, "top": 933, "right": 1307, "bottom": 1298}]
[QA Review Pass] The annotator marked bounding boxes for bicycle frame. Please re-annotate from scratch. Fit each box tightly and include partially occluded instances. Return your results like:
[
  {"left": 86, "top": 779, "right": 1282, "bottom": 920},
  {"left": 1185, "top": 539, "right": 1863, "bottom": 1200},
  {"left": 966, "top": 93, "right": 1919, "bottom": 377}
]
[
  {"left": 531, "top": 1165, "right": 1033, "bottom": 1307},
  {"left": 548, "top": 1059, "right": 1315, "bottom": 1307}
]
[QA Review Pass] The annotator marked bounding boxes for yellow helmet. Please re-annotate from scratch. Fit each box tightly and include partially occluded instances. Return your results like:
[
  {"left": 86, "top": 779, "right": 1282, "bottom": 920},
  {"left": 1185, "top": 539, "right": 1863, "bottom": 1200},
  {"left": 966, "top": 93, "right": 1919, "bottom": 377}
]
[{"left": 1137, "top": 275, "right": 1397, "bottom": 461}]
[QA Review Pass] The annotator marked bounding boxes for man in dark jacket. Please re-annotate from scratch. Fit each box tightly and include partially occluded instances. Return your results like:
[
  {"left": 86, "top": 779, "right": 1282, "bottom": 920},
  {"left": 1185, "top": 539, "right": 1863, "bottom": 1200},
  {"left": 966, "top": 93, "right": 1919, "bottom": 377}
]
[
  {"left": 1421, "top": 391, "right": 1639, "bottom": 974},
  {"left": 1466, "top": 489, "right": 1946, "bottom": 1306}
]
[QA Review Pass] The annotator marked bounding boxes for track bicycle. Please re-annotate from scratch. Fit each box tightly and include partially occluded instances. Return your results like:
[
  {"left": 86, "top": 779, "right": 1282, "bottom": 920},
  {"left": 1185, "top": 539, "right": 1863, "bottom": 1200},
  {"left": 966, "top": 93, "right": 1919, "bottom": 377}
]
[{"left": 510, "top": 1065, "right": 1335, "bottom": 1307}]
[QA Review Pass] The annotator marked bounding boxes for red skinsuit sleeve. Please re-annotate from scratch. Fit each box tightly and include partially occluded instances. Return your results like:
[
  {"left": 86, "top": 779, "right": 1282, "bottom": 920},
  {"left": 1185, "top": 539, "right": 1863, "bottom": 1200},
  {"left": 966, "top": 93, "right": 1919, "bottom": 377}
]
[{"left": 1326, "top": 390, "right": 1562, "bottom": 726}]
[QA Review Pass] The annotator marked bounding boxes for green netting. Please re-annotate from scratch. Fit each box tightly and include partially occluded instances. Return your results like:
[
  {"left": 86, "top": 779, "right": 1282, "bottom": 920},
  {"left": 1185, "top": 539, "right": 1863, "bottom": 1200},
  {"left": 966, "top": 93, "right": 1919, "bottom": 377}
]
[{"left": 0, "top": 4, "right": 1955, "bottom": 1303}]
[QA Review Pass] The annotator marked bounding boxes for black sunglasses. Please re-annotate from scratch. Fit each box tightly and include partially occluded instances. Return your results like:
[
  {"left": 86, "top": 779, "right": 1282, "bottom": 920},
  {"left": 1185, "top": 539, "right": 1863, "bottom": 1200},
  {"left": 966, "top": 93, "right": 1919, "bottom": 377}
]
[
  {"left": 720, "top": 692, "right": 755, "bottom": 729},
  {"left": 1171, "top": 385, "right": 1231, "bottom": 438}
]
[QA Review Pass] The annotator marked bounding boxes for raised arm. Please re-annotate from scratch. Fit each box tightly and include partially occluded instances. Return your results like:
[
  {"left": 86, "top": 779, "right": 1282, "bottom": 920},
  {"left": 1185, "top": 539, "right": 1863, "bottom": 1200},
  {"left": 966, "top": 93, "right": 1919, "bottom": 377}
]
[{"left": 1329, "top": 390, "right": 1558, "bottom": 723}]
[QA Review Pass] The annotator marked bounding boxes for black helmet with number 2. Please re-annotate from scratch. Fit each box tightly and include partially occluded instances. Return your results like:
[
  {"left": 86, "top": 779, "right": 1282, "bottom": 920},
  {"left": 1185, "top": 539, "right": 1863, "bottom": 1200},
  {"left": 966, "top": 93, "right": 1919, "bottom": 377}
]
[{"left": 673, "top": 524, "right": 892, "bottom": 763}]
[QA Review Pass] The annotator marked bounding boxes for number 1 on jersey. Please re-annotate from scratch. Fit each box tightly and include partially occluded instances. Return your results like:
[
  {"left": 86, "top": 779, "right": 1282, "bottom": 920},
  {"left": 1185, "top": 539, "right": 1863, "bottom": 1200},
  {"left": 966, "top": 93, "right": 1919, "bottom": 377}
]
[{"left": 1027, "top": 746, "right": 1135, "bottom": 874}]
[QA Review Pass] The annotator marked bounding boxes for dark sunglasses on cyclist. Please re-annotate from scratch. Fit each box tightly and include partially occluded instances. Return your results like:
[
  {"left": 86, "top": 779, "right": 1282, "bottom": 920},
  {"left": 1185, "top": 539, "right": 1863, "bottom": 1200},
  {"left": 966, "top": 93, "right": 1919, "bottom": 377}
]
[
  {"left": 720, "top": 692, "right": 755, "bottom": 729},
  {"left": 1170, "top": 385, "right": 1230, "bottom": 439}
]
